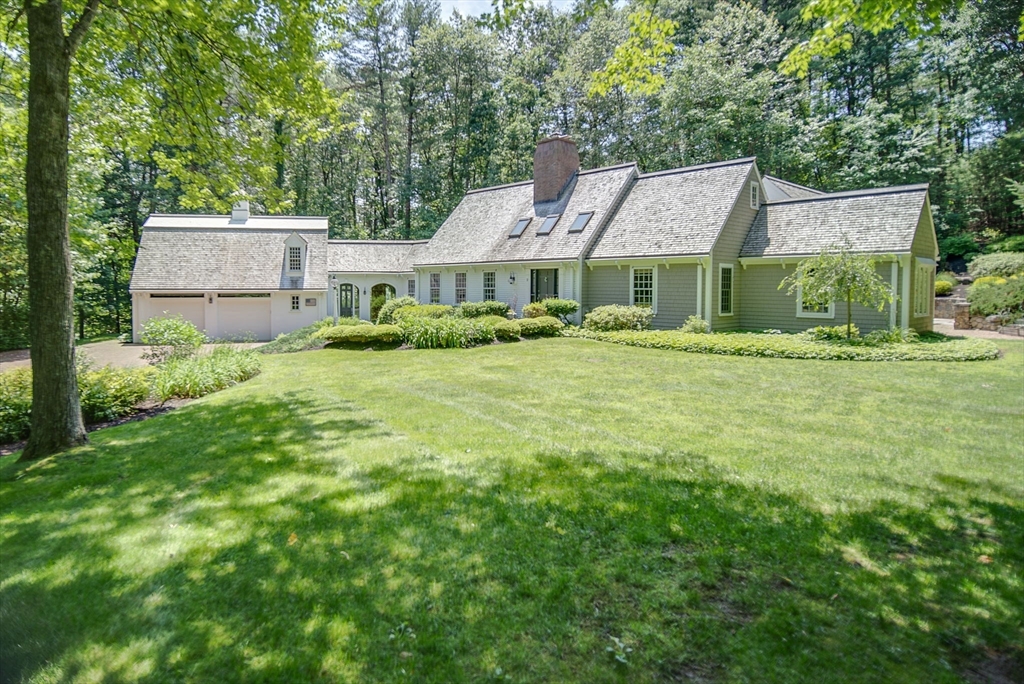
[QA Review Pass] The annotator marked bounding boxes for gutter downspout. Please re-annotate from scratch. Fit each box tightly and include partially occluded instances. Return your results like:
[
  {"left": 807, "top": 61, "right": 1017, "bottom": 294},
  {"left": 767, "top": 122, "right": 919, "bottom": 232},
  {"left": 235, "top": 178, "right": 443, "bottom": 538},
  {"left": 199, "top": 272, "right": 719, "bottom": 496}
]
[{"left": 705, "top": 251, "right": 714, "bottom": 331}]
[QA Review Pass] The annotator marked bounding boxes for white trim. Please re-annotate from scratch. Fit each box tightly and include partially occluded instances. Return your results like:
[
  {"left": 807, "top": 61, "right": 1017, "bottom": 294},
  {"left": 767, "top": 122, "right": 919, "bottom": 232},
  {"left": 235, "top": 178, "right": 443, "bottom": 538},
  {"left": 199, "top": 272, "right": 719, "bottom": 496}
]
[
  {"left": 704, "top": 255, "right": 713, "bottom": 330},
  {"left": 738, "top": 254, "right": 905, "bottom": 267},
  {"left": 750, "top": 181, "right": 760, "bottom": 210},
  {"left": 795, "top": 285, "right": 835, "bottom": 319},
  {"left": 696, "top": 262, "right": 703, "bottom": 319},
  {"left": 900, "top": 256, "right": 911, "bottom": 329},
  {"left": 629, "top": 265, "right": 658, "bottom": 314},
  {"left": 718, "top": 263, "right": 735, "bottom": 316}
]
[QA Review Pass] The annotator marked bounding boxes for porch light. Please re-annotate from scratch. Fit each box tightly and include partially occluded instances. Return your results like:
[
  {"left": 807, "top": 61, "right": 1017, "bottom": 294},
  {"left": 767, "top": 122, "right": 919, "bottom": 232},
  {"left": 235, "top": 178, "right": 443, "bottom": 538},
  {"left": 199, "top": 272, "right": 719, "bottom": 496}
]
[
  {"left": 330, "top": 276, "right": 338, "bottom": 288},
  {"left": 509, "top": 273, "right": 516, "bottom": 285},
  {"left": 363, "top": 287, "right": 367, "bottom": 295}
]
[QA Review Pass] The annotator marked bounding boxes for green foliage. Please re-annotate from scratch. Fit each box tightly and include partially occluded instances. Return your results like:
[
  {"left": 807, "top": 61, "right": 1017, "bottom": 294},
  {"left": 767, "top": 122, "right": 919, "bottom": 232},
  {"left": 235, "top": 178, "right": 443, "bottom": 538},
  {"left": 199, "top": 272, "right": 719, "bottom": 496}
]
[
  {"left": 321, "top": 324, "right": 404, "bottom": 347},
  {"left": 493, "top": 320, "right": 522, "bottom": 341},
  {"left": 863, "top": 327, "right": 920, "bottom": 345},
  {"left": 0, "top": 369, "right": 33, "bottom": 443},
  {"left": 479, "top": 315, "right": 511, "bottom": 327},
  {"left": 153, "top": 348, "right": 262, "bottom": 401},
  {"left": 369, "top": 295, "right": 388, "bottom": 323},
  {"left": 935, "top": 280, "right": 953, "bottom": 296},
  {"left": 967, "top": 275, "right": 1024, "bottom": 318},
  {"left": 680, "top": 316, "right": 710, "bottom": 334},
  {"left": 780, "top": 242, "right": 894, "bottom": 339},
  {"left": 967, "top": 252, "right": 1024, "bottom": 278},
  {"left": 522, "top": 302, "right": 548, "bottom": 318},
  {"left": 517, "top": 316, "right": 564, "bottom": 337},
  {"left": 78, "top": 366, "right": 153, "bottom": 424},
  {"left": 590, "top": 8, "right": 677, "bottom": 96},
  {"left": 140, "top": 315, "right": 206, "bottom": 364},
  {"left": 399, "top": 317, "right": 495, "bottom": 349},
  {"left": 539, "top": 298, "right": 580, "bottom": 323},
  {"left": 459, "top": 301, "right": 511, "bottom": 319},
  {"left": 936, "top": 272, "right": 959, "bottom": 287},
  {"left": 804, "top": 325, "right": 860, "bottom": 342},
  {"left": 259, "top": 320, "right": 336, "bottom": 355},
  {"left": 392, "top": 304, "right": 457, "bottom": 321},
  {"left": 583, "top": 305, "right": 654, "bottom": 332},
  {"left": 375, "top": 297, "right": 417, "bottom": 324},
  {"left": 985, "top": 235, "right": 1024, "bottom": 254},
  {"left": 563, "top": 328, "right": 999, "bottom": 361},
  {"left": 938, "top": 232, "right": 980, "bottom": 259}
]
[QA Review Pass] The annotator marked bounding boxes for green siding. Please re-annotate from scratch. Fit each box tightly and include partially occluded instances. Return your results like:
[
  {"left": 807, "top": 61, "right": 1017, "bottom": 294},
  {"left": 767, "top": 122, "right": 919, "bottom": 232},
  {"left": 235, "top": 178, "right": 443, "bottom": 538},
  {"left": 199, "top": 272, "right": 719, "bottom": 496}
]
[
  {"left": 909, "top": 204, "right": 937, "bottom": 332},
  {"left": 583, "top": 265, "right": 630, "bottom": 313},
  {"left": 654, "top": 265, "right": 698, "bottom": 329},
  {"left": 738, "top": 263, "right": 893, "bottom": 332},
  {"left": 710, "top": 167, "right": 760, "bottom": 330}
]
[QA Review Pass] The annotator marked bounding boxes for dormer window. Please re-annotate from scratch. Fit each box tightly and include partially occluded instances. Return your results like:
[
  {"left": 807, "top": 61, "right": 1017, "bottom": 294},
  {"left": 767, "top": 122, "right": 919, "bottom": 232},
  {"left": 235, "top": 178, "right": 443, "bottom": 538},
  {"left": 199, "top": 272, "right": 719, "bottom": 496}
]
[
  {"left": 288, "top": 246, "right": 302, "bottom": 272},
  {"left": 536, "top": 215, "right": 560, "bottom": 235}
]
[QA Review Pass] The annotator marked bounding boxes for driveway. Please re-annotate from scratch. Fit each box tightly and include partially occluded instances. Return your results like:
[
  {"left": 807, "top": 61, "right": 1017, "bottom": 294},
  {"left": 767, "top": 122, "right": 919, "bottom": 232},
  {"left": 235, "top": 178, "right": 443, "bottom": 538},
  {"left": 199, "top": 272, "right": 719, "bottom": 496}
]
[{"left": 0, "top": 340, "right": 263, "bottom": 373}]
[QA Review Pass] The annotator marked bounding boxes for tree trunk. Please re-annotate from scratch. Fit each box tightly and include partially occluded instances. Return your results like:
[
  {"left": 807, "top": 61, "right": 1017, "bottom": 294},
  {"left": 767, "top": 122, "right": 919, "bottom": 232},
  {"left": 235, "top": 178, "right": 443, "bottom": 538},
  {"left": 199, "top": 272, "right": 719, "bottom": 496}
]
[
  {"left": 846, "top": 290, "right": 853, "bottom": 339},
  {"left": 21, "top": 0, "right": 88, "bottom": 461}
]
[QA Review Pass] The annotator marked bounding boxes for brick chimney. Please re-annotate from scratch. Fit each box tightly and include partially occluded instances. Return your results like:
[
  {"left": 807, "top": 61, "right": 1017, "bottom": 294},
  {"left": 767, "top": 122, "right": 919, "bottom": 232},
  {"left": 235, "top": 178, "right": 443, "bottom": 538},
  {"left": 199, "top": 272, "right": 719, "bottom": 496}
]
[
  {"left": 533, "top": 135, "right": 579, "bottom": 205},
  {"left": 231, "top": 200, "right": 250, "bottom": 222}
]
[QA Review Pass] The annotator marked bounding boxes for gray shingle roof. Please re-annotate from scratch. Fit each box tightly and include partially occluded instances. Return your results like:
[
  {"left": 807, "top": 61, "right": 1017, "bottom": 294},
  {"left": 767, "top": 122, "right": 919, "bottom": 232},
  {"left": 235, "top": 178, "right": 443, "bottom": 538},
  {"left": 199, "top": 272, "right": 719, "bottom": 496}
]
[
  {"left": 327, "top": 240, "right": 428, "bottom": 272},
  {"left": 739, "top": 185, "right": 929, "bottom": 258},
  {"left": 412, "top": 164, "right": 637, "bottom": 267},
  {"left": 130, "top": 215, "right": 329, "bottom": 291},
  {"left": 762, "top": 175, "right": 823, "bottom": 200},
  {"left": 588, "top": 159, "right": 755, "bottom": 259}
]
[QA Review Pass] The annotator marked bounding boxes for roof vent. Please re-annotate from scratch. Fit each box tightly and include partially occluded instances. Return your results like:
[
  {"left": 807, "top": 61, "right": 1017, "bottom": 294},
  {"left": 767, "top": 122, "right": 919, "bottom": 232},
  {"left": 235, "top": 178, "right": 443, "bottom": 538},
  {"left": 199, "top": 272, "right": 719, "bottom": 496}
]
[
  {"left": 231, "top": 200, "right": 250, "bottom": 223},
  {"left": 534, "top": 135, "right": 579, "bottom": 205}
]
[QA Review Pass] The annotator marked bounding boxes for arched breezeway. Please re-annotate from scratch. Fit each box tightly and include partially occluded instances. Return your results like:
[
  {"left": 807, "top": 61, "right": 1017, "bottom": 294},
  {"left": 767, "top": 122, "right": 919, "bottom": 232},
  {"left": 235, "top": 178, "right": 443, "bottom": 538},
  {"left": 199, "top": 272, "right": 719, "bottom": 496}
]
[{"left": 328, "top": 273, "right": 413, "bottom": 321}]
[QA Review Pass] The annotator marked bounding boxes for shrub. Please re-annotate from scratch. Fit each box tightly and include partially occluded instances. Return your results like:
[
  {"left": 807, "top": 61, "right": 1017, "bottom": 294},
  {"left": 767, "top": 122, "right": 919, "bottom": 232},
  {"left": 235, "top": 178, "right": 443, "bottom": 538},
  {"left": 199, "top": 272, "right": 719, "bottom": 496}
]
[
  {"left": 804, "top": 325, "right": 859, "bottom": 341},
  {"left": 400, "top": 317, "right": 494, "bottom": 349},
  {"left": 539, "top": 298, "right": 580, "bottom": 323},
  {"left": 986, "top": 235, "right": 1024, "bottom": 254},
  {"left": 376, "top": 296, "right": 417, "bottom": 324},
  {"left": 460, "top": 300, "right": 510, "bottom": 318},
  {"left": 522, "top": 301, "right": 547, "bottom": 318},
  {"left": 936, "top": 272, "right": 958, "bottom": 287},
  {"left": 680, "top": 316, "right": 710, "bottom": 334},
  {"left": 479, "top": 315, "right": 510, "bottom": 327},
  {"left": 312, "top": 318, "right": 372, "bottom": 342},
  {"left": 370, "top": 294, "right": 388, "bottom": 322},
  {"left": 967, "top": 252, "right": 1024, "bottom": 278},
  {"left": 494, "top": 320, "right": 521, "bottom": 341},
  {"left": 392, "top": 304, "right": 456, "bottom": 321},
  {"left": 863, "top": 328, "right": 919, "bottom": 345},
  {"left": 0, "top": 368, "right": 33, "bottom": 442},
  {"left": 938, "top": 232, "right": 980, "bottom": 259},
  {"left": 153, "top": 347, "right": 262, "bottom": 401},
  {"left": 562, "top": 328, "right": 999, "bottom": 362},
  {"left": 934, "top": 280, "right": 953, "bottom": 296},
  {"left": 78, "top": 366, "right": 152, "bottom": 423},
  {"left": 260, "top": 320, "right": 339, "bottom": 355},
  {"left": 518, "top": 316, "right": 564, "bottom": 337},
  {"left": 583, "top": 305, "right": 654, "bottom": 332},
  {"left": 321, "top": 324, "right": 404, "bottom": 347},
  {"left": 140, "top": 315, "right": 206, "bottom": 364},
  {"left": 967, "top": 275, "right": 1024, "bottom": 317}
]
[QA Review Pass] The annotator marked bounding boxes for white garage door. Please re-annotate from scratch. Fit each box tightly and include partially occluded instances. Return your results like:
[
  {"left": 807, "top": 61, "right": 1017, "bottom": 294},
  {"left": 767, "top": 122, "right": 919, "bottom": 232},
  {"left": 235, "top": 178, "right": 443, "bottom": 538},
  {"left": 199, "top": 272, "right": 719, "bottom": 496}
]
[
  {"left": 147, "top": 296, "right": 206, "bottom": 332},
  {"left": 217, "top": 295, "right": 272, "bottom": 341}
]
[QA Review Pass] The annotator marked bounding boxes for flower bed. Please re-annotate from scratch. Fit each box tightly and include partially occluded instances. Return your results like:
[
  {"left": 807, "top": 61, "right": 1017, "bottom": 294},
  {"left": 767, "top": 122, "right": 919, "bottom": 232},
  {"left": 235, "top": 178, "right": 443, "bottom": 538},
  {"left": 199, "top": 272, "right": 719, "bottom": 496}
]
[{"left": 562, "top": 328, "right": 1000, "bottom": 362}]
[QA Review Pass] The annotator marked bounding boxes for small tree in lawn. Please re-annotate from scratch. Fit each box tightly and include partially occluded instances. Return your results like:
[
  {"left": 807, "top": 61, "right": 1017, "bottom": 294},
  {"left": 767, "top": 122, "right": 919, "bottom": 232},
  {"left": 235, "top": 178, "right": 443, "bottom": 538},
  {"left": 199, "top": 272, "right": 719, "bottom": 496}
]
[{"left": 779, "top": 240, "right": 895, "bottom": 339}]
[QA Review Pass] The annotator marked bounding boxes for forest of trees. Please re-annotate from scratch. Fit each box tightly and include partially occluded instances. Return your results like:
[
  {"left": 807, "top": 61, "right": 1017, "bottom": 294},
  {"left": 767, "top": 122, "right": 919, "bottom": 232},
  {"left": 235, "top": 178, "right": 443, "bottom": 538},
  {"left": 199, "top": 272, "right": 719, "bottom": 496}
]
[{"left": 1, "top": 0, "right": 1022, "bottom": 351}]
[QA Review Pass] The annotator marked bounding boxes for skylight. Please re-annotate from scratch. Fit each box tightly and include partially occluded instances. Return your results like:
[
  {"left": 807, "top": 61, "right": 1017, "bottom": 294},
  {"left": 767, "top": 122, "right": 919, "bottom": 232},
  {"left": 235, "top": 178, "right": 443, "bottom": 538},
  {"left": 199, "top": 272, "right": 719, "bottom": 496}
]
[
  {"left": 537, "top": 215, "right": 560, "bottom": 235},
  {"left": 568, "top": 212, "right": 593, "bottom": 233},
  {"left": 509, "top": 218, "right": 530, "bottom": 237}
]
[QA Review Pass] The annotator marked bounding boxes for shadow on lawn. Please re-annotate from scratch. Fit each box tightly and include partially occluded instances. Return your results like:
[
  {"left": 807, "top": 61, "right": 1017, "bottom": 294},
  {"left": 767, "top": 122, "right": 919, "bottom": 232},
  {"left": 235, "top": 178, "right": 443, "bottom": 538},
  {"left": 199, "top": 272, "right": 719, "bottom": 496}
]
[{"left": 0, "top": 394, "right": 1020, "bottom": 683}]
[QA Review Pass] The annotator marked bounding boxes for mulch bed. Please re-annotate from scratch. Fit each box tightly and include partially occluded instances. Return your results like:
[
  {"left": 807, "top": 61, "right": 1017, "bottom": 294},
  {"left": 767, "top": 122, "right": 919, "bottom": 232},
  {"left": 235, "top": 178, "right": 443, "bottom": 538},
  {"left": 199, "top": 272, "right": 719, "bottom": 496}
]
[{"left": 0, "top": 399, "right": 190, "bottom": 457}]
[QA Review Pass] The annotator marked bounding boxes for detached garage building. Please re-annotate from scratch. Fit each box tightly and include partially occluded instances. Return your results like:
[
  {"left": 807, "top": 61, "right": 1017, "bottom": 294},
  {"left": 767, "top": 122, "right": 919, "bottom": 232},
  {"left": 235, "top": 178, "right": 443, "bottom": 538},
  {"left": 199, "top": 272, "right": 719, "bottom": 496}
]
[{"left": 129, "top": 202, "right": 328, "bottom": 342}]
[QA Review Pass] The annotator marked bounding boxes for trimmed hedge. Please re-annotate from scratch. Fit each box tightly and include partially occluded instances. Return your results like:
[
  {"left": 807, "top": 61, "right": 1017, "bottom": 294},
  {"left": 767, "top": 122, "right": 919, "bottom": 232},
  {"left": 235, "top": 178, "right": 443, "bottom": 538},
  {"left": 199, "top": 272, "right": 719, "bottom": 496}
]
[
  {"left": 321, "top": 324, "right": 403, "bottom": 346},
  {"left": 460, "top": 301, "right": 510, "bottom": 318},
  {"left": 518, "top": 316, "right": 564, "bottom": 337},
  {"left": 935, "top": 280, "right": 953, "bottom": 296},
  {"left": 968, "top": 252, "right": 1024, "bottom": 278},
  {"left": 539, "top": 298, "right": 580, "bottom": 322},
  {"left": 377, "top": 296, "right": 418, "bottom": 324},
  {"left": 583, "top": 305, "right": 654, "bottom": 331},
  {"left": 400, "top": 317, "right": 495, "bottom": 349},
  {"left": 392, "top": 304, "right": 456, "bottom": 321},
  {"left": 522, "top": 302, "right": 547, "bottom": 318},
  {"left": 494, "top": 320, "right": 521, "bottom": 341},
  {"left": 479, "top": 315, "right": 510, "bottom": 326},
  {"left": 562, "top": 328, "right": 999, "bottom": 362}
]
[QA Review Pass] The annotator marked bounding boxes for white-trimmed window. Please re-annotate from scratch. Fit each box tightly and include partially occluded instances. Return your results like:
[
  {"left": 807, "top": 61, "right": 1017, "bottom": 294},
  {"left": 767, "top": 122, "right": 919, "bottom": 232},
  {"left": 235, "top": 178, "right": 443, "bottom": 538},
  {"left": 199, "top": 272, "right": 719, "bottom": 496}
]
[
  {"left": 429, "top": 273, "right": 440, "bottom": 304},
  {"left": 719, "top": 264, "right": 734, "bottom": 316},
  {"left": 291, "top": 295, "right": 300, "bottom": 311},
  {"left": 750, "top": 181, "right": 760, "bottom": 210},
  {"left": 483, "top": 271, "right": 496, "bottom": 301},
  {"left": 631, "top": 266, "right": 656, "bottom": 312},
  {"left": 455, "top": 272, "right": 467, "bottom": 303},
  {"left": 288, "top": 246, "right": 302, "bottom": 272},
  {"left": 914, "top": 260, "right": 934, "bottom": 317},
  {"left": 407, "top": 279, "right": 416, "bottom": 297},
  {"left": 796, "top": 285, "right": 834, "bottom": 318}
]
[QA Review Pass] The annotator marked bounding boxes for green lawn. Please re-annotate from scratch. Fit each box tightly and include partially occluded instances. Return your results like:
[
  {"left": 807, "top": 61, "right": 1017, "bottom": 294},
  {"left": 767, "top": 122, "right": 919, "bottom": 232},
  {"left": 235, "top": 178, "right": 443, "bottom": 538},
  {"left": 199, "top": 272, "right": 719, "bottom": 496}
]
[{"left": 2, "top": 338, "right": 1022, "bottom": 683}]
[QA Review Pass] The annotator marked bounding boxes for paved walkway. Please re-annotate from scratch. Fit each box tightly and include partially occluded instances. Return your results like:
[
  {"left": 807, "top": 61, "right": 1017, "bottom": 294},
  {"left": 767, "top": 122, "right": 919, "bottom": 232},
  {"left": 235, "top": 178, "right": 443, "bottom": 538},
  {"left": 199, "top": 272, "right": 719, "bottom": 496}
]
[
  {"left": 0, "top": 340, "right": 262, "bottom": 373},
  {"left": 932, "top": 319, "right": 1022, "bottom": 340}
]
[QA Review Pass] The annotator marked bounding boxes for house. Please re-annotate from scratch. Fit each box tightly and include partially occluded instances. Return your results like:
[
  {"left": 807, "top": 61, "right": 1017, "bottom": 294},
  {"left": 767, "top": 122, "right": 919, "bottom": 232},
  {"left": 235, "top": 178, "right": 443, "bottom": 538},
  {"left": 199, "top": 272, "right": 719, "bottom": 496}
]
[{"left": 130, "top": 136, "right": 937, "bottom": 341}]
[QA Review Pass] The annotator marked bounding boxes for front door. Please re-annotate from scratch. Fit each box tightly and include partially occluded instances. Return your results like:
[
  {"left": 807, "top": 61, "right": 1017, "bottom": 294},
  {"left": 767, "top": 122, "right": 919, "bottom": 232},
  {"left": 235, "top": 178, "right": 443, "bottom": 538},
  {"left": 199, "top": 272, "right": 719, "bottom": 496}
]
[
  {"left": 531, "top": 269, "right": 558, "bottom": 303},
  {"left": 339, "top": 284, "right": 356, "bottom": 318}
]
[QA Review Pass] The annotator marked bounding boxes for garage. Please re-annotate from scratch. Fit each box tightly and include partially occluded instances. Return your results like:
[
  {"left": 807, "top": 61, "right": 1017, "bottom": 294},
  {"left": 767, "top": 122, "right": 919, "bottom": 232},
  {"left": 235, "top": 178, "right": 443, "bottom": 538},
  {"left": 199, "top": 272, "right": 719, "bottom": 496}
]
[
  {"left": 217, "top": 294, "right": 272, "bottom": 341},
  {"left": 145, "top": 294, "right": 206, "bottom": 332}
]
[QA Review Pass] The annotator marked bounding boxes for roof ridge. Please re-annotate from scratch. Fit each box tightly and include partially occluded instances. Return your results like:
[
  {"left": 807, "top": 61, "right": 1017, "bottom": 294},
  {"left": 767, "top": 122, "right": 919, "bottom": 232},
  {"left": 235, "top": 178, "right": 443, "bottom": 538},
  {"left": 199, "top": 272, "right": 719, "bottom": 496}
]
[
  {"left": 637, "top": 157, "right": 756, "bottom": 179},
  {"left": 763, "top": 175, "right": 823, "bottom": 195},
  {"left": 767, "top": 184, "right": 930, "bottom": 205},
  {"left": 146, "top": 213, "right": 329, "bottom": 219},
  {"left": 328, "top": 239, "right": 429, "bottom": 244},
  {"left": 464, "top": 179, "right": 533, "bottom": 195},
  {"left": 577, "top": 161, "right": 639, "bottom": 176}
]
